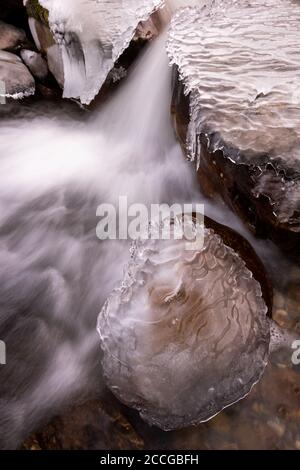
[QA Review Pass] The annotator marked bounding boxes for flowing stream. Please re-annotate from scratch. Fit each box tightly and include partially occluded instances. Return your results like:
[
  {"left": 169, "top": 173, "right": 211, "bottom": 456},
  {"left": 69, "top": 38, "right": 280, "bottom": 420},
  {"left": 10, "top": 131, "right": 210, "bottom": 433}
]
[{"left": 0, "top": 19, "right": 201, "bottom": 448}]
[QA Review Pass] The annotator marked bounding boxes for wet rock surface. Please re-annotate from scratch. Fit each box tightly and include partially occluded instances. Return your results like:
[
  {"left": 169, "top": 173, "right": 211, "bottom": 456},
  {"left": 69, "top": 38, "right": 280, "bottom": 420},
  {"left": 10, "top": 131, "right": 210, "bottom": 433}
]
[
  {"left": 26, "top": 0, "right": 49, "bottom": 26},
  {"left": 20, "top": 49, "right": 48, "bottom": 81},
  {"left": 168, "top": 0, "right": 300, "bottom": 253},
  {"left": 0, "top": 20, "right": 26, "bottom": 51},
  {"left": 0, "top": 50, "right": 35, "bottom": 98}
]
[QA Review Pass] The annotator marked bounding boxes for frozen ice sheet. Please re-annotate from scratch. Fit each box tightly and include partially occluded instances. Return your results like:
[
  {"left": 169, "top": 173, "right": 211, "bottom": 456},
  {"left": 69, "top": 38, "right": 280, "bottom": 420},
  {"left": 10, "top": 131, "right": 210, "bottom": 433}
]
[
  {"left": 39, "top": 0, "right": 164, "bottom": 104},
  {"left": 167, "top": 1, "right": 300, "bottom": 225},
  {"left": 98, "top": 222, "right": 270, "bottom": 430}
]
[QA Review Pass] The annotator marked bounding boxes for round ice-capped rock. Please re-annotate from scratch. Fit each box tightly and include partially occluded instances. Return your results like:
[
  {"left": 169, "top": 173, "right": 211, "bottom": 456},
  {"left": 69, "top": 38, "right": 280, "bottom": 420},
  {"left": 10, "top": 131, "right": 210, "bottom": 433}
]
[{"left": 98, "top": 216, "right": 270, "bottom": 430}]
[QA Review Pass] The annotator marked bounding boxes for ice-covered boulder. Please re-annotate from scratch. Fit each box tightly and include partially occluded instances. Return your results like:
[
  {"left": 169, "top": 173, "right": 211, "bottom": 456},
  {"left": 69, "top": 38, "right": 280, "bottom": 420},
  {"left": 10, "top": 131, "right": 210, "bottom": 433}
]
[
  {"left": 98, "top": 216, "right": 272, "bottom": 430},
  {"left": 168, "top": 0, "right": 300, "bottom": 252},
  {"left": 26, "top": 0, "right": 164, "bottom": 104}
]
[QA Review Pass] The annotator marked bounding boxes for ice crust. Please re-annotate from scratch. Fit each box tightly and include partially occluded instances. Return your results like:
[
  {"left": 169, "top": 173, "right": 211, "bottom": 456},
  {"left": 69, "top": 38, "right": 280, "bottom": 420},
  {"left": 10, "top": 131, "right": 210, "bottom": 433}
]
[
  {"left": 39, "top": 0, "right": 164, "bottom": 104},
  {"left": 98, "top": 221, "right": 270, "bottom": 430},
  {"left": 167, "top": 0, "right": 300, "bottom": 223}
]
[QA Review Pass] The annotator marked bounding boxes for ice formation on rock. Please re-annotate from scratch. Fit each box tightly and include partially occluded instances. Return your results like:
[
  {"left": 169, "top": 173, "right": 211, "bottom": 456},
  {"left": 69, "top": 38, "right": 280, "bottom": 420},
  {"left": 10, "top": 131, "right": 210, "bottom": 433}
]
[
  {"left": 167, "top": 0, "right": 300, "bottom": 225},
  {"left": 98, "top": 217, "right": 270, "bottom": 430},
  {"left": 0, "top": 50, "right": 35, "bottom": 99},
  {"left": 37, "top": 0, "right": 164, "bottom": 104}
]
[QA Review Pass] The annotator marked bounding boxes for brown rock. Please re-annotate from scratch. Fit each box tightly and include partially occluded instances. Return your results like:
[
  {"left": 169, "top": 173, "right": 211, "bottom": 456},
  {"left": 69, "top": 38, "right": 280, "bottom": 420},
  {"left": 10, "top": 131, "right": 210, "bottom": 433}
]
[
  {"left": 22, "top": 397, "right": 144, "bottom": 450},
  {"left": 0, "top": 50, "right": 35, "bottom": 98},
  {"left": 28, "top": 18, "right": 64, "bottom": 88},
  {"left": 0, "top": 20, "right": 26, "bottom": 51},
  {"left": 20, "top": 49, "right": 48, "bottom": 81}
]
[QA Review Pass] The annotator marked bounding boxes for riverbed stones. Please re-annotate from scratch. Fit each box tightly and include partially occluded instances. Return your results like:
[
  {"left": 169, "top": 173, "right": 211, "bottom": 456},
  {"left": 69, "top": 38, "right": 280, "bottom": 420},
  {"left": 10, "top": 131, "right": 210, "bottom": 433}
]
[{"left": 0, "top": 50, "right": 35, "bottom": 98}]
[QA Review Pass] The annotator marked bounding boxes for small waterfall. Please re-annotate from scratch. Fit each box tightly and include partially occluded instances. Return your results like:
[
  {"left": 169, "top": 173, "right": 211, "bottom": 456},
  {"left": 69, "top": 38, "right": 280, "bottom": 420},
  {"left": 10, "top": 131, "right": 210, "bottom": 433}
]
[{"left": 0, "top": 20, "right": 202, "bottom": 448}]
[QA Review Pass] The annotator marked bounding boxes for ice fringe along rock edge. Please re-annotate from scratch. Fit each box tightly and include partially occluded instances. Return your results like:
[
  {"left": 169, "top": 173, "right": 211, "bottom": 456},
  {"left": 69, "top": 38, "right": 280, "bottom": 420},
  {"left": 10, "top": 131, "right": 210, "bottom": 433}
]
[{"left": 27, "top": 0, "right": 165, "bottom": 104}]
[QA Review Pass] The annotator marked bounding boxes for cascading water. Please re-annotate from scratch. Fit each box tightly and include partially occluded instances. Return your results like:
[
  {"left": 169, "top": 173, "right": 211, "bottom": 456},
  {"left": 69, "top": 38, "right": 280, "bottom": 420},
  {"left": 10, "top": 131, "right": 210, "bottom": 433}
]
[{"left": 0, "top": 7, "right": 210, "bottom": 447}]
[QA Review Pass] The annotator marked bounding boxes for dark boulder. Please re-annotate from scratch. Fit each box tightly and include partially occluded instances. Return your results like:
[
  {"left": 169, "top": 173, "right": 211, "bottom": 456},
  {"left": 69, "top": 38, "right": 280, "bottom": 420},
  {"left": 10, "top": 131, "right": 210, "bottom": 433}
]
[
  {"left": 0, "top": 20, "right": 27, "bottom": 51},
  {"left": 0, "top": 1, "right": 28, "bottom": 31}
]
